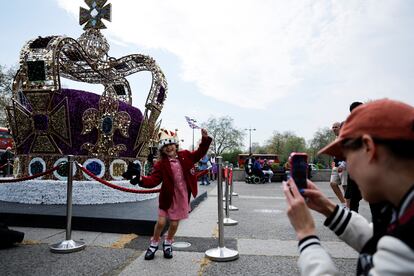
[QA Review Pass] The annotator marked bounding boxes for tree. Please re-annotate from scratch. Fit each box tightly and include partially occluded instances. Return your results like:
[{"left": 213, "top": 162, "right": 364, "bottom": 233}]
[
  {"left": 264, "top": 131, "right": 306, "bottom": 163},
  {"left": 0, "top": 65, "right": 17, "bottom": 126},
  {"left": 221, "top": 148, "right": 243, "bottom": 166},
  {"left": 251, "top": 142, "right": 267, "bottom": 154},
  {"left": 308, "top": 127, "right": 336, "bottom": 168},
  {"left": 202, "top": 116, "right": 244, "bottom": 156}
]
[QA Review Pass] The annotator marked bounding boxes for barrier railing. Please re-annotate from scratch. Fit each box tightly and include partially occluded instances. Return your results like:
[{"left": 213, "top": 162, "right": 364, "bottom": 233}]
[
  {"left": 0, "top": 165, "right": 62, "bottom": 183},
  {"left": 227, "top": 163, "right": 238, "bottom": 211},
  {"left": 77, "top": 162, "right": 161, "bottom": 194},
  {"left": 205, "top": 156, "right": 239, "bottom": 261},
  {"left": 229, "top": 163, "right": 238, "bottom": 196},
  {"left": 223, "top": 163, "right": 238, "bottom": 226}
]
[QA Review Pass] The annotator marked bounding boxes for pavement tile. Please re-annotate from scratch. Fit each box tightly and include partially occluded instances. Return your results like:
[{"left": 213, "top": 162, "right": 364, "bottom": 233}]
[
  {"left": 177, "top": 193, "right": 218, "bottom": 238},
  {"left": 0, "top": 244, "right": 136, "bottom": 276},
  {"left": 13, "top": 226, "right": 128, "bottom": 247},
  {"left": 125, "top": 235, "right": 237, "bottom": 253},
  {"left": 238, "top": 238, "right": 358, "bottom": 258},
  {"left": 13, "top": 226, "right": 65, "bottom": 243},
  {"left": 119, "top": 251, "right": 205, "bottom": 276},
  {"left": 203, "top": 255, "right": 357, "bottom": 276}
]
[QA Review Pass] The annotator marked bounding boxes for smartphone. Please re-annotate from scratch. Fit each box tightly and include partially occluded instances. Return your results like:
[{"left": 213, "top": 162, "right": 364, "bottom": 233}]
[{"left": 289, "top": 152, "right": 308, "bottom": 191}]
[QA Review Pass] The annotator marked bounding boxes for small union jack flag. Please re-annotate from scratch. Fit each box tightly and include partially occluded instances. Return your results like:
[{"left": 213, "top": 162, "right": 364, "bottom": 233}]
[{"left": 184, "top": 116, "right": 200, "bottom": 129}]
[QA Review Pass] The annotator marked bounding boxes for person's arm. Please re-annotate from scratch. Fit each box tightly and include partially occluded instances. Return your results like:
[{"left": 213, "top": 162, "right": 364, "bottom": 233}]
[
  {"left": 283, "top": 180, "right": 339, "bottom": 275},
  {"left": 366, "top": 236, "right": 414, "bottom": 275},
  {"left": 297, "top": 236, "right": 339, "bottom": 276},
  {"left": 323, "top": 205, "right": 372, "bottom": 252},
  {"left": 302, "top": 181, "right": 373, "bottom": 251},
  {"left": 189, "top": 129, "right": 212, "bottom": 164},
  {"left": 139, "top": 162, "right": 163, "bottom": 188}
]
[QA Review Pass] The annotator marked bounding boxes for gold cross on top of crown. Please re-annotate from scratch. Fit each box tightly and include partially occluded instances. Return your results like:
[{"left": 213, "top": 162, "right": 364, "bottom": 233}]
[{"left": 79, "top": 0, "right": 111, "bottom": 30}]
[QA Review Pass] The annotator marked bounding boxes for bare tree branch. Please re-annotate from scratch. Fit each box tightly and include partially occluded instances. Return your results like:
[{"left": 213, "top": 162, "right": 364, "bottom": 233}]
[{"left": 202, "top": 116, "right": 244, "bottom": 156}]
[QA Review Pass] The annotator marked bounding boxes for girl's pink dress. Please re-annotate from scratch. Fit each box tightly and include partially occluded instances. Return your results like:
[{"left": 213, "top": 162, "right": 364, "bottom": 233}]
[{"left": 158, "top": 158, "right": 190, "bottom": 220}]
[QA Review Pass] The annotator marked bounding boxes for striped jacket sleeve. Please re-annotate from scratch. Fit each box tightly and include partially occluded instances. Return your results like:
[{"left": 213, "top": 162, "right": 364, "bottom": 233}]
[
  {"left": 324, "top": 205, "right": 372, "bottom": 252},
  {"left": 297, "top": 236, "right": 339, "bottom": 276},
  {"left": 297, "top": 205, "right": 372, "bottom": 276}
]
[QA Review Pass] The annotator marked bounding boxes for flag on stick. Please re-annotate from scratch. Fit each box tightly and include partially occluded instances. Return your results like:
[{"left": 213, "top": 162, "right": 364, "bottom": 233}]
[{"left": 184, "top": 116, "right": 200, "bottom": 129}]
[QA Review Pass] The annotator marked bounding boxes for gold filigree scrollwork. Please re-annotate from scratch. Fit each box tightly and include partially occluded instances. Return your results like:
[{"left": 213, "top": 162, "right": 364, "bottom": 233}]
[
  {"left": 9, "top": 96, "right": 71, "bottom": 153},
  {"left": 81, "top": 90, "right": 131, "bottom": 157}
]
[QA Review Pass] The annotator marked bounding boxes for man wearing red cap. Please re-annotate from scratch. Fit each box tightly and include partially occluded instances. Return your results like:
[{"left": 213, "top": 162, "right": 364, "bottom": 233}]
[{"left": 283, "top": 99, "right": 414, "bottom": 275}]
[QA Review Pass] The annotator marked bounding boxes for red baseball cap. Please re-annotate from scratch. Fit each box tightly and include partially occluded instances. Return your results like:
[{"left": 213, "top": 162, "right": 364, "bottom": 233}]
[{"left": 318, "top": 99, "right": 414, "bottom": 157}]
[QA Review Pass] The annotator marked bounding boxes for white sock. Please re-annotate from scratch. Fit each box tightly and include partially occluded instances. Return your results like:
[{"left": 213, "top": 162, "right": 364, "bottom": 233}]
[{"left": 150, "top": 238, "right": 159, "bottom": 247}]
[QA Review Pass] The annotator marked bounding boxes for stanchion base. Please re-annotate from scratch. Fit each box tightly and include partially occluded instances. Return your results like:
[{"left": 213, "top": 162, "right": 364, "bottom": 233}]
[
  {"left": 50, "top": 240, "right": 86, "bottom": 253},
  {"left": 205, "top": 246, "right": 239, "bottom": 262},
  {"left": 224, "top": 205, "right": 239, "bottom": 211},
  {"left": 223, "top": 218, "right": 238, "bottom": 226},
  {"left": 232, "top": 192, "right": 239, "bottom": 196}
]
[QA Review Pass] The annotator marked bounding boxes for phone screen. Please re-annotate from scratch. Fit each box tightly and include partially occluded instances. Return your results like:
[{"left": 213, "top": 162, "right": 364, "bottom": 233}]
[{"left": 291, "top": 154, "right": 308, "bottom": 190}]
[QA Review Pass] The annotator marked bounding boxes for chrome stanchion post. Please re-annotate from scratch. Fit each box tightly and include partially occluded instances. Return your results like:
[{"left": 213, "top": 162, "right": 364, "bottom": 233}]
[
  {"left": 228, "top": 163, "right": 238, "bottom": 211},
  {"left": 223, "top": 163, "right": 237, "bottom": 226},
  {"left": 50, "top": 155, "right": 86, "bottom": 253},
  {"left": 205, "top": 157, "right": 239, "bottom": 261},
  {"left": 6, "top": 158, "right": 11, "bottom": 177},
  {"left": 230, "top": 163, "right": 238, "bottom": 196}
]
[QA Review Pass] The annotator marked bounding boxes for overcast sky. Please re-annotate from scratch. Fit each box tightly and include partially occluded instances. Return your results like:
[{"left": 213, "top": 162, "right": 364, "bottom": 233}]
[{"left": 1, "top": 0, "right": 414, "bottom": 151}]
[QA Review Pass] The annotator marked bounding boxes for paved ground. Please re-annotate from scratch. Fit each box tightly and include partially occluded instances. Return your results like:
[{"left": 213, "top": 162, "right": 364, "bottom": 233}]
[{"left": 0, "top": 181, "right": 370, "bottom": 275}]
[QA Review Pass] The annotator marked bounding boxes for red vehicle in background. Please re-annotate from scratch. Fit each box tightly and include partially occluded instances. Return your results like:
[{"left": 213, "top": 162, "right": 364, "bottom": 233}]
[{"left": 0, "top": 127, "right": 14, "bottom": 151}]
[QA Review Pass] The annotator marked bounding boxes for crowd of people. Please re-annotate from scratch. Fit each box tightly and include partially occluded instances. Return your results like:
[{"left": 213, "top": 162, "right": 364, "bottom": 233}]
[{"left": 243, "top": 155, "right": 275, "bottom": 183}]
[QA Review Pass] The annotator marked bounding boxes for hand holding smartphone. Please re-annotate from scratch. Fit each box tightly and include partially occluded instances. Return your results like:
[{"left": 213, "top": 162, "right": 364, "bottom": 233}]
[{"left": 289, "top": 152, "right": 308, "bottom": 193}]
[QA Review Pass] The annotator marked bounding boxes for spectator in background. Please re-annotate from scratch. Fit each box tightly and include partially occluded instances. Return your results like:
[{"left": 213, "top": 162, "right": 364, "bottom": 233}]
[
  {"left": 262, "top": 159, "right": 274, "bottom": 183},
  {"left": 284, "top": 159, "right": 291, "bottom": 180},
  {"left": 344, "top": 101, "right": 363, "bottom": 211},
  {"left": 209, "top": 154, "right": 216, "bottom": 181},
  {"left": 307, "top": 164, "right": 313, "bottom": 180},
  {"left": 0, "top": 147, "right": 14, "bottom": 177},
  {"left": 329, "top": 122, "right": 346, "bottom": 205},
  {"left": 252, "top": 156, "right": 264, "bottom": 178},
  {"left": 244, "top": 154, "right": 255, "bottom": 176},
  {"left": 144, "top": 153, "right": 157, "bottom": 176},
  {"left": 198, "top": 154, "right": 210, "bottom": 185}
]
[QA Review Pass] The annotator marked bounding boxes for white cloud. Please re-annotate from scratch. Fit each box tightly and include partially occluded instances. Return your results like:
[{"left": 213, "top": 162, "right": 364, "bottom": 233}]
[{"left": 57, "top": 0, "right": 414, "bottom": 147}]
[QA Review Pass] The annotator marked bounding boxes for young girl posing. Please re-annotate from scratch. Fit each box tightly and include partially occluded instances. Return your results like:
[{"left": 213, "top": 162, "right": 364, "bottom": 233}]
[{"left": 132, "top": 128, "right": 212, "bottom": 260}]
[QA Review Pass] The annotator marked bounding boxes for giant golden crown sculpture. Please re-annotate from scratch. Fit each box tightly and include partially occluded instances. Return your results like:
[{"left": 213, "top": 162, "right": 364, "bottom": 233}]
[{"left": 7, "top": 0, "right": 167, "bottom": 180}]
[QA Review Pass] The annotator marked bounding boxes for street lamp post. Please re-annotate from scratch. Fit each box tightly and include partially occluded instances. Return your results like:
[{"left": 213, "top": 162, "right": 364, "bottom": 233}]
[{"left": 245, "top": 128, "right": 256, "bottom": 154}]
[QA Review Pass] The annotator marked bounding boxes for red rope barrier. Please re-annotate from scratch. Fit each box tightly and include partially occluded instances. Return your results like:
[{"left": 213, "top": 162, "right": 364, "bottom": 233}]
[
  {"left": 76, "top": 162, "right": 161, "bottom": 194},
  {"left": 229, "top": 169, "right": 233, "bottom": 185},
  {"left": 0, "top": 165, "right": 61, "bottom": 183},
  {"left": 0, "top": 163, "right": 8, "bottom": 169},
  {"left": 195, "top": 169, "right": 209, "bottom": 178},
  {"left": 222, "top": 167, "right": 228, "bottom": 179}
]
